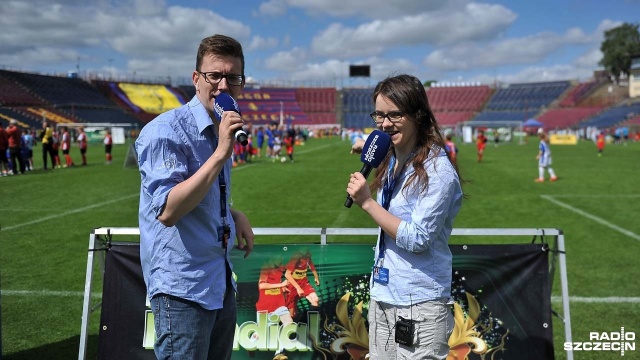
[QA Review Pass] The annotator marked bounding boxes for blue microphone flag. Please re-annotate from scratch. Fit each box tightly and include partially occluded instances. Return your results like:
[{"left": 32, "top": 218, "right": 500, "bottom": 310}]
[
  {"left": 361, "top": 130, "right": 391, "bottom": 167},
  {"left": 213, "top": 93, "right": 248, "bottom": 145}
]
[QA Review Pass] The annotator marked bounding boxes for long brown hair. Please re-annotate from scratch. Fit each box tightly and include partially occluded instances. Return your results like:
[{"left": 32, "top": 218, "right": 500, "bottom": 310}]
[{"left": 369, "top": 74, "right": 462, "bottom": 195}]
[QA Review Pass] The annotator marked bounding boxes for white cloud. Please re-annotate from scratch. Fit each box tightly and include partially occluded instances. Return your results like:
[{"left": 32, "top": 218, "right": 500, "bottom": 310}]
[
  {"left": 256, "top": 0, "right": 288, "bottom": 17},
  {"left": 424, "top": 28, "right": 592, "bottom": 71},
  {"left": 247, "top": 36, "right": 279, "bottom": 51},
  {"left": 263, "top": 47, "right": 309, "bottom": 72},
  {"left": 258, "top": 0, "right": 451, "bottom": 18},
  {"left": 108, "top": 6, "right": 250, "bottom": 59},
  {"left": 310, "top": 3, "right": 516, "bottom": 58}
]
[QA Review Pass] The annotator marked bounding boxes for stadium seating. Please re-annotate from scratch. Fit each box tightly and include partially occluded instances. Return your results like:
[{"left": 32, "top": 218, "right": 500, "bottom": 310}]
[
  {"left": 4, "top": 68, "right": 639, "bottom": 134},
  {"left": 0, "top": 72, "right": 46, "bottom": 106},
  {"left": 427, "top": 85, "right": 492, "bottom": 112},
  {"left": 2, "top": 70, "right": 114, "bottom": 107},
  {"left": 342, "top": 88, "right": 374, "bottom": 128},
  {"left": 471, "top": 110, "right": 533, "bottom": 122},
  {"left": 434, "top": 111, "right": 476, "bottom": 126},
  {"left": 0, "top": 71, "right": 142, "bottom": 127},
  {"left": 537, "top": 107, "right": 604, "bottom": 129},
  {"left": 558, "top": 80, "right": 602, "bottom": 107},
  {"left": 484, "top": 81, "right": 571, "bottom": 111},
  {"left": 237, "top": 88, "right": 309, "bottom": 125},
  {"left": 178, "top": 85, "right": 196, "bottom": 100},
  {"left": 295, "top": 88, "right": 336, "bottom": 113},
  {"left": 578, "top": 101, "right": 640, "bottom": 129},
  {"left": 0, "top": 107, "right": 42, "bottom": 129}
]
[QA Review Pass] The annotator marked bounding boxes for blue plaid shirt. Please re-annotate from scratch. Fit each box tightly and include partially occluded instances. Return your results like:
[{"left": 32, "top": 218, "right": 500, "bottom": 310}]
[
  {"left": 136, "top": 96, "right": 235, "bottom": 310},
  {"left": 370, "top": 148, "right": 463, "bottom": 306}
]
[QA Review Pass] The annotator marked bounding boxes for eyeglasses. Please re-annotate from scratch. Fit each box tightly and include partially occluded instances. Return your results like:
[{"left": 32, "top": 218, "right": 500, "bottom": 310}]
[
  {"left": 370, "top": 111, "right": 404, "bottom": 124},
  {"left": 198, "top": 71, "right": 245, "bottom": 86}
]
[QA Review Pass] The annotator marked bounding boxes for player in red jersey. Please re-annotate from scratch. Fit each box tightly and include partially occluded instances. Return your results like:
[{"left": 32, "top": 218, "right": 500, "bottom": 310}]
[
  {"left": 283, "top": 129, "right": 295, "bottom": 162},
  {"left": 77, "top": 127, "right": 88, "bottom": 165},
  {"left": 596, "top": 131, "right": 605, "bottom": 157},
  {"left": 61, "top": 126, "right": 75, "bottom": 167},
  {"left": 256, "top": 258, "right": 292, "bottom": 360},
  {"left": 444, "top": 133, "right": 457, "bottom": 162},
  {"left": 476, "top": 129, "right": 487, "bottom": 162},
  {"left": 284, "top": 250, "right": 320, "bottom": 320},
  {"left": 104, "top": 130, "right": 113, "bottom": 164}
]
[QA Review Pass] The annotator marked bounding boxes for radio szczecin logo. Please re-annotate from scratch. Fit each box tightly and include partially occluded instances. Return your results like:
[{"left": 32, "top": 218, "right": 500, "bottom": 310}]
[{"left": 564, "top": 328, "right": 636, "bottom": 356}]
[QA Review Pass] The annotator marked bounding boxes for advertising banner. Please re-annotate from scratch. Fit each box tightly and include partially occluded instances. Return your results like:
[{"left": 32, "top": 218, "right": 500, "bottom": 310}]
[{"left": 98, "top": 243, "right": 553, "bottom": 360}]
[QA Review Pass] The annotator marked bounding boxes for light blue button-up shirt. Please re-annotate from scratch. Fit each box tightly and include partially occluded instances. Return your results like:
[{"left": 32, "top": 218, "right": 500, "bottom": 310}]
[
  {"left": 135, "top": 96, "right": 235, "bottom": 310},
  {"left": 370, "top": 148, "right": 463, "bottom": 306}
]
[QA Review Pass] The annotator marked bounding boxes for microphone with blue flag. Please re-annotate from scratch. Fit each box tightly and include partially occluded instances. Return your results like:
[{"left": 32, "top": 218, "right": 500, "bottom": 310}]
[
  {"left": 345, "top": 130, "right": 392, "bottom": 208},
  {"left": 213, "top": 92, "right": 248, "bottom": 146}
]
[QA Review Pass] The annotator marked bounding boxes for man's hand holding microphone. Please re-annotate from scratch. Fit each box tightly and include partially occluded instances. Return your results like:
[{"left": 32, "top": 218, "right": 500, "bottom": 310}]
[{"left": 213, "top": 92, "right": 248, "bottom": 159}]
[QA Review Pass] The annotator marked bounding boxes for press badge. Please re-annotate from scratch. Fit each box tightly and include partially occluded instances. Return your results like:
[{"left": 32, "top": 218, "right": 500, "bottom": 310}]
[{"left": 372, "top": 266, "right": 389, "bottom": 285}]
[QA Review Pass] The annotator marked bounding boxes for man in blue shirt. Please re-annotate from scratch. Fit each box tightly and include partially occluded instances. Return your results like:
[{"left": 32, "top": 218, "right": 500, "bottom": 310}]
[{"left": 135, "top": 34, "right": 254, "bottom": 360}]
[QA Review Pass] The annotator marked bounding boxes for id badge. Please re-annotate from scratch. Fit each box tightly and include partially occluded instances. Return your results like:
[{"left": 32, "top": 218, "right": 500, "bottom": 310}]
[{"left": 372, "top": 266, "right": 389, "bottom": 285}]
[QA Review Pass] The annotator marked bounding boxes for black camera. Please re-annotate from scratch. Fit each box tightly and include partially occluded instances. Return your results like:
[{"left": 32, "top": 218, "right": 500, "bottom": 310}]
[{"left": 394, "top": 316, "right": 415, "bottom": 346}]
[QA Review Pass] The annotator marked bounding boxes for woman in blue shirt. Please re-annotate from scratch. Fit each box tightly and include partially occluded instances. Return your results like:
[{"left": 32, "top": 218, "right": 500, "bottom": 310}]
[{"left": 347, "top": 74, "right": 463, "bottom": 360}]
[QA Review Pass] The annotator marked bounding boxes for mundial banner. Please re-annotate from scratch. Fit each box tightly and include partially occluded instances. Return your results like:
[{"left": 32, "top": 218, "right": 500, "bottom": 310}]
[{"left": 97, "top": 243, "right": 553, "bottom": 360}]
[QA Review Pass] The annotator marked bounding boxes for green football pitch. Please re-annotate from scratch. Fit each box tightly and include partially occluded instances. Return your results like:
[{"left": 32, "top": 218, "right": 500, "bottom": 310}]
[{"left": 1, "top": 135, "right": 638, "bottom": 359}]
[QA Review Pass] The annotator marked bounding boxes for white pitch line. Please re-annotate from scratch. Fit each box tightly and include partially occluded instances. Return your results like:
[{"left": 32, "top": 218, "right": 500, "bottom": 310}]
[
  {"left": 552, "top": 296, "right": 640, "bottom": 303},
  {"left": 540, "top": 195, "right": 640, "bottom": 242},
  {"left": 1, "top": 290, "right": 102, "bottom": 299},
  {"left": 2, "top": 193, "right": 139, "bottom": 232},
  {"left": 295, "top": 143, "right": 335, "bottom": 155}
]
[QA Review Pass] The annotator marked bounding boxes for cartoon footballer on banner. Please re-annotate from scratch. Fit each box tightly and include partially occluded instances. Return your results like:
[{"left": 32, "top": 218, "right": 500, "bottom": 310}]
[
  {"left": 284, "top": 250, "right": 321, "bottom": 321},
  {"left": 255, "top": 257, "right": 294, "bottom": 360}
]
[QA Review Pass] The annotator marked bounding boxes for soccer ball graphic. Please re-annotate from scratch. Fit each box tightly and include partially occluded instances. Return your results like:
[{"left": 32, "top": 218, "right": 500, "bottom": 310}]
[{"left": 280, "top": 156, "right": 287, "bottom": 163}]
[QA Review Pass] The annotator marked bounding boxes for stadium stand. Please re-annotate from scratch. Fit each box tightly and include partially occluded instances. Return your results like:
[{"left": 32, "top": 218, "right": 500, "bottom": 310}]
[
  {"left": 0, "top": 70, "right": 141, "bottom": 127},
  {"left": 237, "top": 88, "right": 309, "bottom": 126},
  {"left": 578, "top": 100, "right": 640, "bottom": 129},
  {"left": 472, "top": 110, "right": 533, "bottom": 122},
  {"left": 537, "top": 107, "right": 604, "bottom": 130},
  {"left": 342, "top": 88, "right": 374, "bottom": 128},
  {"left": 470, "top": 81, "right": 571, "bottom": 123},
  {"left": 93, "top": 81, "right": 182, "bottom": 124},
  {"left": 484, "top": 81, "right": 571, "bottom": 111},
  {"left": 434, "top": 111, "right": 477, "bottom": 126},
  {"left": 427, "top": 85, "right": 493, "bottom": 112},
  {"left": 0, "top": 107, "right": 40, "bottom": 129},
  {"left": 178, "top": 85, "right": 196, "bottom": 100},
  {"left": 295, "top": 88, "right": 337, "bottom": 125},
  {"left": 2, "top": 70, "right": 115, "bottom": 107},
  {"left": 428, "top": 85, "right": 493, "bottom": 126},
  {"left": 558, "top": 80, "right": 603, "bottom": 107},
  {"left": 0, "top": 72, "right": 46, "bottom": 106},
  {"left": 3, "top": 68, "right": 638, "bottom": 135}
]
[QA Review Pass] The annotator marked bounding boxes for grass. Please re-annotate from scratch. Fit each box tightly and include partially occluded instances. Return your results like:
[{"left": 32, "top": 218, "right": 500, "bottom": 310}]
[{"left": 1, "top": 135, "right": 639, "bottom": 359}]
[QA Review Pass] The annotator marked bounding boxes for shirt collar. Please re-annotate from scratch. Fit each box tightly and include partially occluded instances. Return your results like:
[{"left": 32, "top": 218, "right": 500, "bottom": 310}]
[{"left": 188, "top": 96, "right": 215, "bottom": 135}]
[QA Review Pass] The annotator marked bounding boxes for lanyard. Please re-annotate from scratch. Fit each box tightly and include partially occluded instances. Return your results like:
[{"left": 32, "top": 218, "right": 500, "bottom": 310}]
[
  {"left": 378, "top": 150, "right": 416, "bottom": 259},
  {"left": 208, "top": 125, "right": 231, "bottom": 247},
  {"left": 218, "top": 169, "right": 228, "bottom": 225}
]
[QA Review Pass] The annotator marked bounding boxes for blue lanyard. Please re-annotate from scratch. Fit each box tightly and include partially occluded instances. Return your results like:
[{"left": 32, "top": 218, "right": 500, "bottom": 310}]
[
  {"left": 218, "top": 170, "right": 227, "bottom": 225},
  {"left": 208, "top": 125, "right": 230, "bottom": 245},
  {"left": 378, "top": 150, "right": 415, "bottom": 259}
]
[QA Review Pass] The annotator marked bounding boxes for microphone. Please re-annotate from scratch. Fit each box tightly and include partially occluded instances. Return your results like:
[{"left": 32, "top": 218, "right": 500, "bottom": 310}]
[
  {"left": 345, "top": 130, "right": 392, "bottom": 208},
  {"left": 213, "top": 92, "right": 248, "bottom": 145}
]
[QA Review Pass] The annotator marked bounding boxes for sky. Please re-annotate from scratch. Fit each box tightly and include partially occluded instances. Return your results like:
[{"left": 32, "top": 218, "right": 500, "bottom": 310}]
[{"left": 1, "top": 0, "right": 639, "bottom": 87}]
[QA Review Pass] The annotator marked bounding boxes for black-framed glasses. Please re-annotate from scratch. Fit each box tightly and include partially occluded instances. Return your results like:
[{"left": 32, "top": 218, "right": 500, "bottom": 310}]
[
  {"left": 198, "top": 71, "right": 245, "bottom": 86},
  {"left": 370, "top": 111, "right": 404, "bottom": 124}
]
